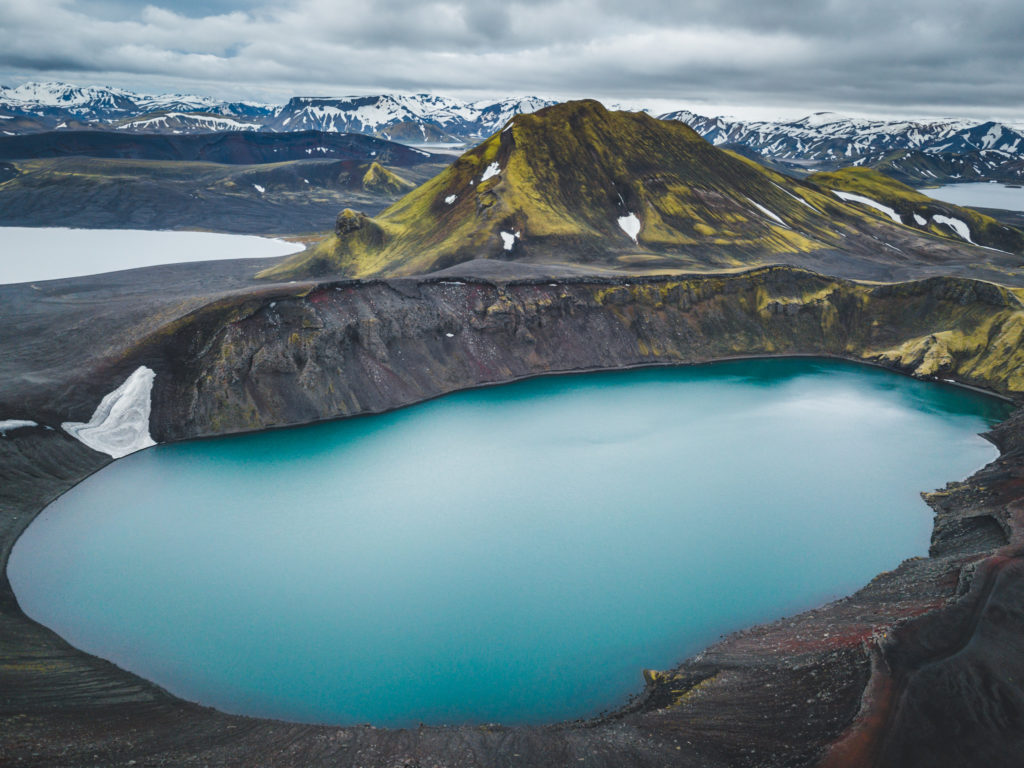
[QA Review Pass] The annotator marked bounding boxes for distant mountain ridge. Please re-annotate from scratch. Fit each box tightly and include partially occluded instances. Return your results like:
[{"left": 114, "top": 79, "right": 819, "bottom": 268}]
[
  {"left": 659, "top": 110, "right": 1024, "bottom": 161},
  {"left": 0, "top": 82, "right": 274, "bottom": 124},
  {"left": 0, "top": 82, "right": 554, "bottom": 141},
  {"left": 3, "top": 82, "right": 1022, "bottom": 185},
  {"left": 267, "top": 95, "right": 556, "bottom": 141},
  {"left": 659, "top": 109, "right": 1024, "bottom": 182}
]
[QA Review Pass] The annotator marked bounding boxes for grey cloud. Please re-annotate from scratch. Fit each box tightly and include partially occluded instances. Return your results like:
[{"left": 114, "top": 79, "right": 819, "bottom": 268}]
[
  {"left": 1, "top": 0, "right": 1022, "bottom": 119},
  {"left": 76, "top": 0, "right": 261, "bottom": 20},
  {"left": 462, "top": 3, "right": 512, "bottom": 40}
]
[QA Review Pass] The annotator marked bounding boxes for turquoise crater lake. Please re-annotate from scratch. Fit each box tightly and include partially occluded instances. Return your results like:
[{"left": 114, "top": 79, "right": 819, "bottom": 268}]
[{"left": 8, "top": 359, "right": 1012, "bottom": 727}]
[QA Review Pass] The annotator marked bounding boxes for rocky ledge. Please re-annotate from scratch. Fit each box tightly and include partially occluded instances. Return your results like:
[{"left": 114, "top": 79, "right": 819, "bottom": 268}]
[{"left": 2, "top": 264, "right": 1024, "bottom": 767}]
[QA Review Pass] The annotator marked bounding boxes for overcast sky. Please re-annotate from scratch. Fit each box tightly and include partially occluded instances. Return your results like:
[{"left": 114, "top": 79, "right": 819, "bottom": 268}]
[{"left": 1, "top": 0, "right": 1023, "bottom": 121}]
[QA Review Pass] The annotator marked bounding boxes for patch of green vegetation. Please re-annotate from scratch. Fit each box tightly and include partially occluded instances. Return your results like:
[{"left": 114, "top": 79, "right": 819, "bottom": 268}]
[
  {"left": 582, "top": 266, "right": 1024, "bottom": 395},
  {"left": 809, "top": 166, "right": 1024, "bottom": 254},
  {"left": 872, "top": 310, "right": 1024, "bottom": 390},
  {"left": 361, "top": 162, "right": 415, "bottom": 195},
  {"left": 810, "top": 167, "right": 934, "bottom": 205}
]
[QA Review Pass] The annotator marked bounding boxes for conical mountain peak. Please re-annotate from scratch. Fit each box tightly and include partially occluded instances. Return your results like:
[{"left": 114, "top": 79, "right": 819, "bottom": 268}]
[{"left": 261, "top": 100, "right": 1015, "bottom": 281}]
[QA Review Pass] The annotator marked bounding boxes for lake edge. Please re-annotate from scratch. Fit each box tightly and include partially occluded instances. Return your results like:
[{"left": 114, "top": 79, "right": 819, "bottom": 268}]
[{"left": 9, "top": 357, "right": 1011, "bottom": 727}]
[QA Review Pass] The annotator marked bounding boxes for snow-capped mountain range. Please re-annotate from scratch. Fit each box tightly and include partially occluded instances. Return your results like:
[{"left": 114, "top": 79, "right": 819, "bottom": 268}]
[
  {"left": 2, "top": 82, "right": 1023, "bottom": 182},
  {"left": 0, "top": 82, "right": 554, "bottom": 140},
  {"left": 0, "top": 82, "right": 274, "bottom": 123},
  {"left": 658, "top": 110, "right": 1024, "bottom": 164},
  {"left": 267, "top": 94, "right": 555, "bottom": 140}
]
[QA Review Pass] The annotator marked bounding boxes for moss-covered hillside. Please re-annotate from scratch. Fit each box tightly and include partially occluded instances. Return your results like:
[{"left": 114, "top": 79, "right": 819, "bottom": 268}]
[
  {"left": 261, "top": 101, "right": 1024, "bottom": 281},
  {"left": 361, "top": 162, "right": 414, "bottom": 195},
  {"left": 808, "top": 166, "right": 1024, "bottom": 253},
  {"left": 260, "top": 101, "right": 868, "bottom": 279}
]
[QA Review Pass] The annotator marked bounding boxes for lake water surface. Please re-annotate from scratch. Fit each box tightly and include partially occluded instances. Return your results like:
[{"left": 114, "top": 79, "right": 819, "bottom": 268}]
[
  {"left": 8, "top": 359, "right": 1011, "bottom": 726},
  {"left": 0, "top": 226, "right": 304, "bottom": 284},
  {"left": 918, "top": 182, "right": 1024, "bottom": 212}
]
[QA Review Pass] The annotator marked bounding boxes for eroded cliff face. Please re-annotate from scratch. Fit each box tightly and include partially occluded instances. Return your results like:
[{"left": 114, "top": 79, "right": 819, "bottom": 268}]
[{"left": 144, "top": 266, "right": 1024, "bottom": 442}]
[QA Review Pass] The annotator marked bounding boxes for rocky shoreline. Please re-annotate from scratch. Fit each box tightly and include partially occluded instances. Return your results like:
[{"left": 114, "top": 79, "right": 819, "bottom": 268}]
[{"left": 2, "top": 263, "right": 1024, "bottom": 767}]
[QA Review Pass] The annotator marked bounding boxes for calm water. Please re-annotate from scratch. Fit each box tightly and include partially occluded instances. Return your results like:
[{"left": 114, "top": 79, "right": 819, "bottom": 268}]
[
  {"left": 0, "top": 227, "right": 304, "bottom": 284},
  {"left": 9, "top": 359, "right": 1011, "bottom": 727},
  {"left": 918, "top": 182, "right": 1024, "bottom": 212}
]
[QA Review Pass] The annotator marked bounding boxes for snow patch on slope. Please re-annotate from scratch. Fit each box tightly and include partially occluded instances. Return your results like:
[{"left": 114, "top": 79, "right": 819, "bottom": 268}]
[
  {"left": 618, "top": 213, "right": 641, "bottom": 243},
  {"left": 117, "top": 112, "right": 261, "bottom": 132},
  {"left": 746, "top": 198, "right": 787, "bottom": 226},
  {"left": 660, "top": 109, "right": 1024, "bottom": 165},
  {"left": 500, "top": 230, "right": 521, "bottom": 251},
  {"left": 0, "top": 419, "right": 37, "bottom": 436},
  {"left": 832, "top": 190, "right": 902, "bottom": 224},
  {"left": 62, "top": 367, "right": 157, "bottom": 458},
  {"left": 932, "top": 214, "right": 974, "bottom": 243},
  {"left": 481, "top": 162, "right": 501, "bottom": 182}
]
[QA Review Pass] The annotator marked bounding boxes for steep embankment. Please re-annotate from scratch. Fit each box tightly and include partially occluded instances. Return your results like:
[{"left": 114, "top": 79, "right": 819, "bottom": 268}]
[{"left": 121, "top": 267, "right": 1024, "bottom": 440}]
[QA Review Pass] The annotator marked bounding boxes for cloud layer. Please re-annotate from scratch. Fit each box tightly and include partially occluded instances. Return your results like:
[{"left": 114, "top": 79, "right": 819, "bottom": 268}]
[{"left": 2, "top": 0, "right": 1022, "bottom": 118}]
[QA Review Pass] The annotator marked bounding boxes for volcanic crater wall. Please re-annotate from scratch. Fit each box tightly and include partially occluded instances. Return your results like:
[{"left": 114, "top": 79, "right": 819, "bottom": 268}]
[{"left": 146, "top": 266, "right": 1024, "bottom": 442}]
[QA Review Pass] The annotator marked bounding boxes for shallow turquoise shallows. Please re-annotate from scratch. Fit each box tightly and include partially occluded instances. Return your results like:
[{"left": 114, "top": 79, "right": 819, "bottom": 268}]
[{"left": 8, "top": 359, "right": 1012, "bottom": 727}]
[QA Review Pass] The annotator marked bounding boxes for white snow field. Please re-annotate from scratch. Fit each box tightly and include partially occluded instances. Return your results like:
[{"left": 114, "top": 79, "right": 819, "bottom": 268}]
[{"left": 0, "top": 227, "right": 305, "bottom": 284}]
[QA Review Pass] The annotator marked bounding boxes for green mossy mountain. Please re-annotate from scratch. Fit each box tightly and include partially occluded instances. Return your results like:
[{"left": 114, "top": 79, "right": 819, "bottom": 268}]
[
  {"left": 259, "top": 101, "right": 848, "bottom": 279},
  {"left": 261, "top": 100, "right": 1024, "bottom": 281},
  {"left": 808, "top": 166, "right": 1024, "bottom": 253},
  {"left": 361, "top": 162, "right": 415, "bottom": 195}
]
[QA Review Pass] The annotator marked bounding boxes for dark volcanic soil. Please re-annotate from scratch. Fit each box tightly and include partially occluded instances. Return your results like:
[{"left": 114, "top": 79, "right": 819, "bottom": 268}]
[
  {"left": 2, "top": 258, "right": 1024, "bottom": 767},
  {"left": 0, "top": 156, "right": 448, "bottom": 234}
]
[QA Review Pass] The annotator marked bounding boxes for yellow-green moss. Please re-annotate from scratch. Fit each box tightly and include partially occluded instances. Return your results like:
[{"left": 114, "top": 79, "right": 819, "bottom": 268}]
[
  {"left": 810, "top": 167, "right": 934, "bottom": 206},
  {"left": 361, "top": 162, "right": 414, "bottom": 195},
  {"left": 262, "top": 100, "right": 843, "bottom": 280},
  {"left": 809, "top": 166, "right": 1024, "bottom": 253}
]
